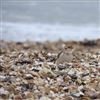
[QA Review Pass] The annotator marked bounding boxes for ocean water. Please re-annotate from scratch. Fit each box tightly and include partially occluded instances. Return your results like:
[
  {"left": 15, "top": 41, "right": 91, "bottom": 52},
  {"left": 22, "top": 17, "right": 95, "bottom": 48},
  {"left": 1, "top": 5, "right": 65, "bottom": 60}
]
[
  {"left": 1, "top": 22, "right": 100, "bottom": 42},
  {"left": 0, "top": 0, "right": 100, "bottom": 42}
]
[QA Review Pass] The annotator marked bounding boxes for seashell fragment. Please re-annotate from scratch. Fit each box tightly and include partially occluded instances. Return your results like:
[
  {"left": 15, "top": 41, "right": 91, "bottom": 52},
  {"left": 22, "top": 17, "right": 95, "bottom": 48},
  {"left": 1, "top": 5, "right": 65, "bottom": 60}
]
[
  {"left": 0, "top": 88, "right": 9, "bottom": 99},
  {"left": 71, "top": 91, "right": 84, "bottom": 98},
  {"left": 24, "top": 74, "right": 33, "bottom": 80}
]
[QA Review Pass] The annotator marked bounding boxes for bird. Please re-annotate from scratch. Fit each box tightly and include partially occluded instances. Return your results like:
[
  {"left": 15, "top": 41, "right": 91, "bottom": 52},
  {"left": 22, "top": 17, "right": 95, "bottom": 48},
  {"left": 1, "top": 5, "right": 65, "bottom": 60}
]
[{"left": 55, "top": 46, "right": 74, "bottom": 65}]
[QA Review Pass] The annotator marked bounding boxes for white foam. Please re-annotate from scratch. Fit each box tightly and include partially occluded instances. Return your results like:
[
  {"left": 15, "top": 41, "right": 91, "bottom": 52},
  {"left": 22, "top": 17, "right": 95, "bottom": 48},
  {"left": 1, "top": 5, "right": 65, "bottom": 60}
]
[{"left": 0, "top": 22, "right": 100, "bottom": 42}]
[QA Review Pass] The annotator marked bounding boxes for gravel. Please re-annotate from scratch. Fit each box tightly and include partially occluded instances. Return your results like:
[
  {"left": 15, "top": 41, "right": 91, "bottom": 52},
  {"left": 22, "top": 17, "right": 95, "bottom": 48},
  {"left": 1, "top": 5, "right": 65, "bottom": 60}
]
[{"left": 0, "top": 39, "right": 100, "bottom": 100}]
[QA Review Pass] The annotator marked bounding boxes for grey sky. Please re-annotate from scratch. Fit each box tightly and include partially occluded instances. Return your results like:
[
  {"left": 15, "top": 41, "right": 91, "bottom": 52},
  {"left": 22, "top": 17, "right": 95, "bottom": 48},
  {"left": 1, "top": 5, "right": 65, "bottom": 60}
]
[{"left": 1, "top": 0, "right": 100, "bottom": 25}]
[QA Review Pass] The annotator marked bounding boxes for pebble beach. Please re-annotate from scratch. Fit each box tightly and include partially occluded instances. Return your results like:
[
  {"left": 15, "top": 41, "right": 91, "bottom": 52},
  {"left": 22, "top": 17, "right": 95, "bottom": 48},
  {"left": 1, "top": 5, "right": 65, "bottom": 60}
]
[{"left": 0, "top": 39, "right": 100, "bottom": 100}]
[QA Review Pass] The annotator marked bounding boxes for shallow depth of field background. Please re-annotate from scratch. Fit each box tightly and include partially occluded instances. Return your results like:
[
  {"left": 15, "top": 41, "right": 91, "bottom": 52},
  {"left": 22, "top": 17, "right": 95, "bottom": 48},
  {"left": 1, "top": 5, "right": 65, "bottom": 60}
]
[{"left": 0, "top": 0, "right": 100, "bottom": 42}]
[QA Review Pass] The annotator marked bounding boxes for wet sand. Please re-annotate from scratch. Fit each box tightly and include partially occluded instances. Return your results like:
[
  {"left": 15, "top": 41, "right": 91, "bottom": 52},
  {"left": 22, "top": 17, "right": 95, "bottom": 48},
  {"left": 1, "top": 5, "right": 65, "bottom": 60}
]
[{"left": 0, "top": 39, "right": 100, "bottom": 100}]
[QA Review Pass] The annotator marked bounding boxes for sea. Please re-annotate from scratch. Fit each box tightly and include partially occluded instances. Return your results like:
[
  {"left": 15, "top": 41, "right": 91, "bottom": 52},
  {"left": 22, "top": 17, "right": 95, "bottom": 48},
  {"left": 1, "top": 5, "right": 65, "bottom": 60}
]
[{"left": 0, "top": 0, "right": 100, "bottom": 42}]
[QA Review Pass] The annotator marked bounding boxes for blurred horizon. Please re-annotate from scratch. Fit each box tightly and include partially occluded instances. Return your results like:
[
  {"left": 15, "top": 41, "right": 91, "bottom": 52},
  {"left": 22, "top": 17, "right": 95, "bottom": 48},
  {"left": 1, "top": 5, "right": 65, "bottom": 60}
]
[{"left": 0, "top": 0, "right": 100, "bottom": 41}]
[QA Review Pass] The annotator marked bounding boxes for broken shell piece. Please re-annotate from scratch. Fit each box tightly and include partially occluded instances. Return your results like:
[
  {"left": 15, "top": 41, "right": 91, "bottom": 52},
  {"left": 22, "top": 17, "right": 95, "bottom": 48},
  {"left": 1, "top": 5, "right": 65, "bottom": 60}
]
[
  {"left": 71, "top": 91, "right": 84, "bottom": 98},
  {"left": 70, "top": 74, "right": 77, "bottom": 80},
  {"left": 58, "top": 64, "right": 66, "bottom": 70},
  {"left": 89, "top": 92, "right": 100, "bottom": 99},
  {"left": 68, "top": 69, "right": 75, "bottom": 76},
  {"left": 25, "top": 74, "right": 33, "bottom": 80},
  {"left": 0, "top": 88, "right": 9, "bottom": 99},
  {"left": 31, "top": 66, "right": 42, "bottom": 72},
  {"left": 78, "top": 85, "right": 84, "bottom": 91},
  {"left": 24, "top": 91, "right": 33, "bottom": 99},
  {"left": 14, "top": 94, "right": 23, "bottom": 100},
  {"left": 39, "top": 96, "right": 51, "bottom": 100},
  {"left": 0, "top": 75, "right": 6, "bottom": 81},
  {"left": 39, "top": 67, "right": 56, "bottom": 78},
  {"left": 48, "top": 63, "right": 56, "bottom": 70},
  {"left": 63, "top": 87, "right": 69, "bottom": 92}
]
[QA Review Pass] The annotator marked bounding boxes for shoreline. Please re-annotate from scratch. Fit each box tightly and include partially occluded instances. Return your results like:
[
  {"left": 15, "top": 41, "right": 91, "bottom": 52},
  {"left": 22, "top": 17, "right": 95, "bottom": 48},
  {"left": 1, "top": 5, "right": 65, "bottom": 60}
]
[
  {"left": 1, "top": 22, "right": 99, "bottom": 42},
  {"left": 0, "top": 39, "right": 100, "bottom": 99}
]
